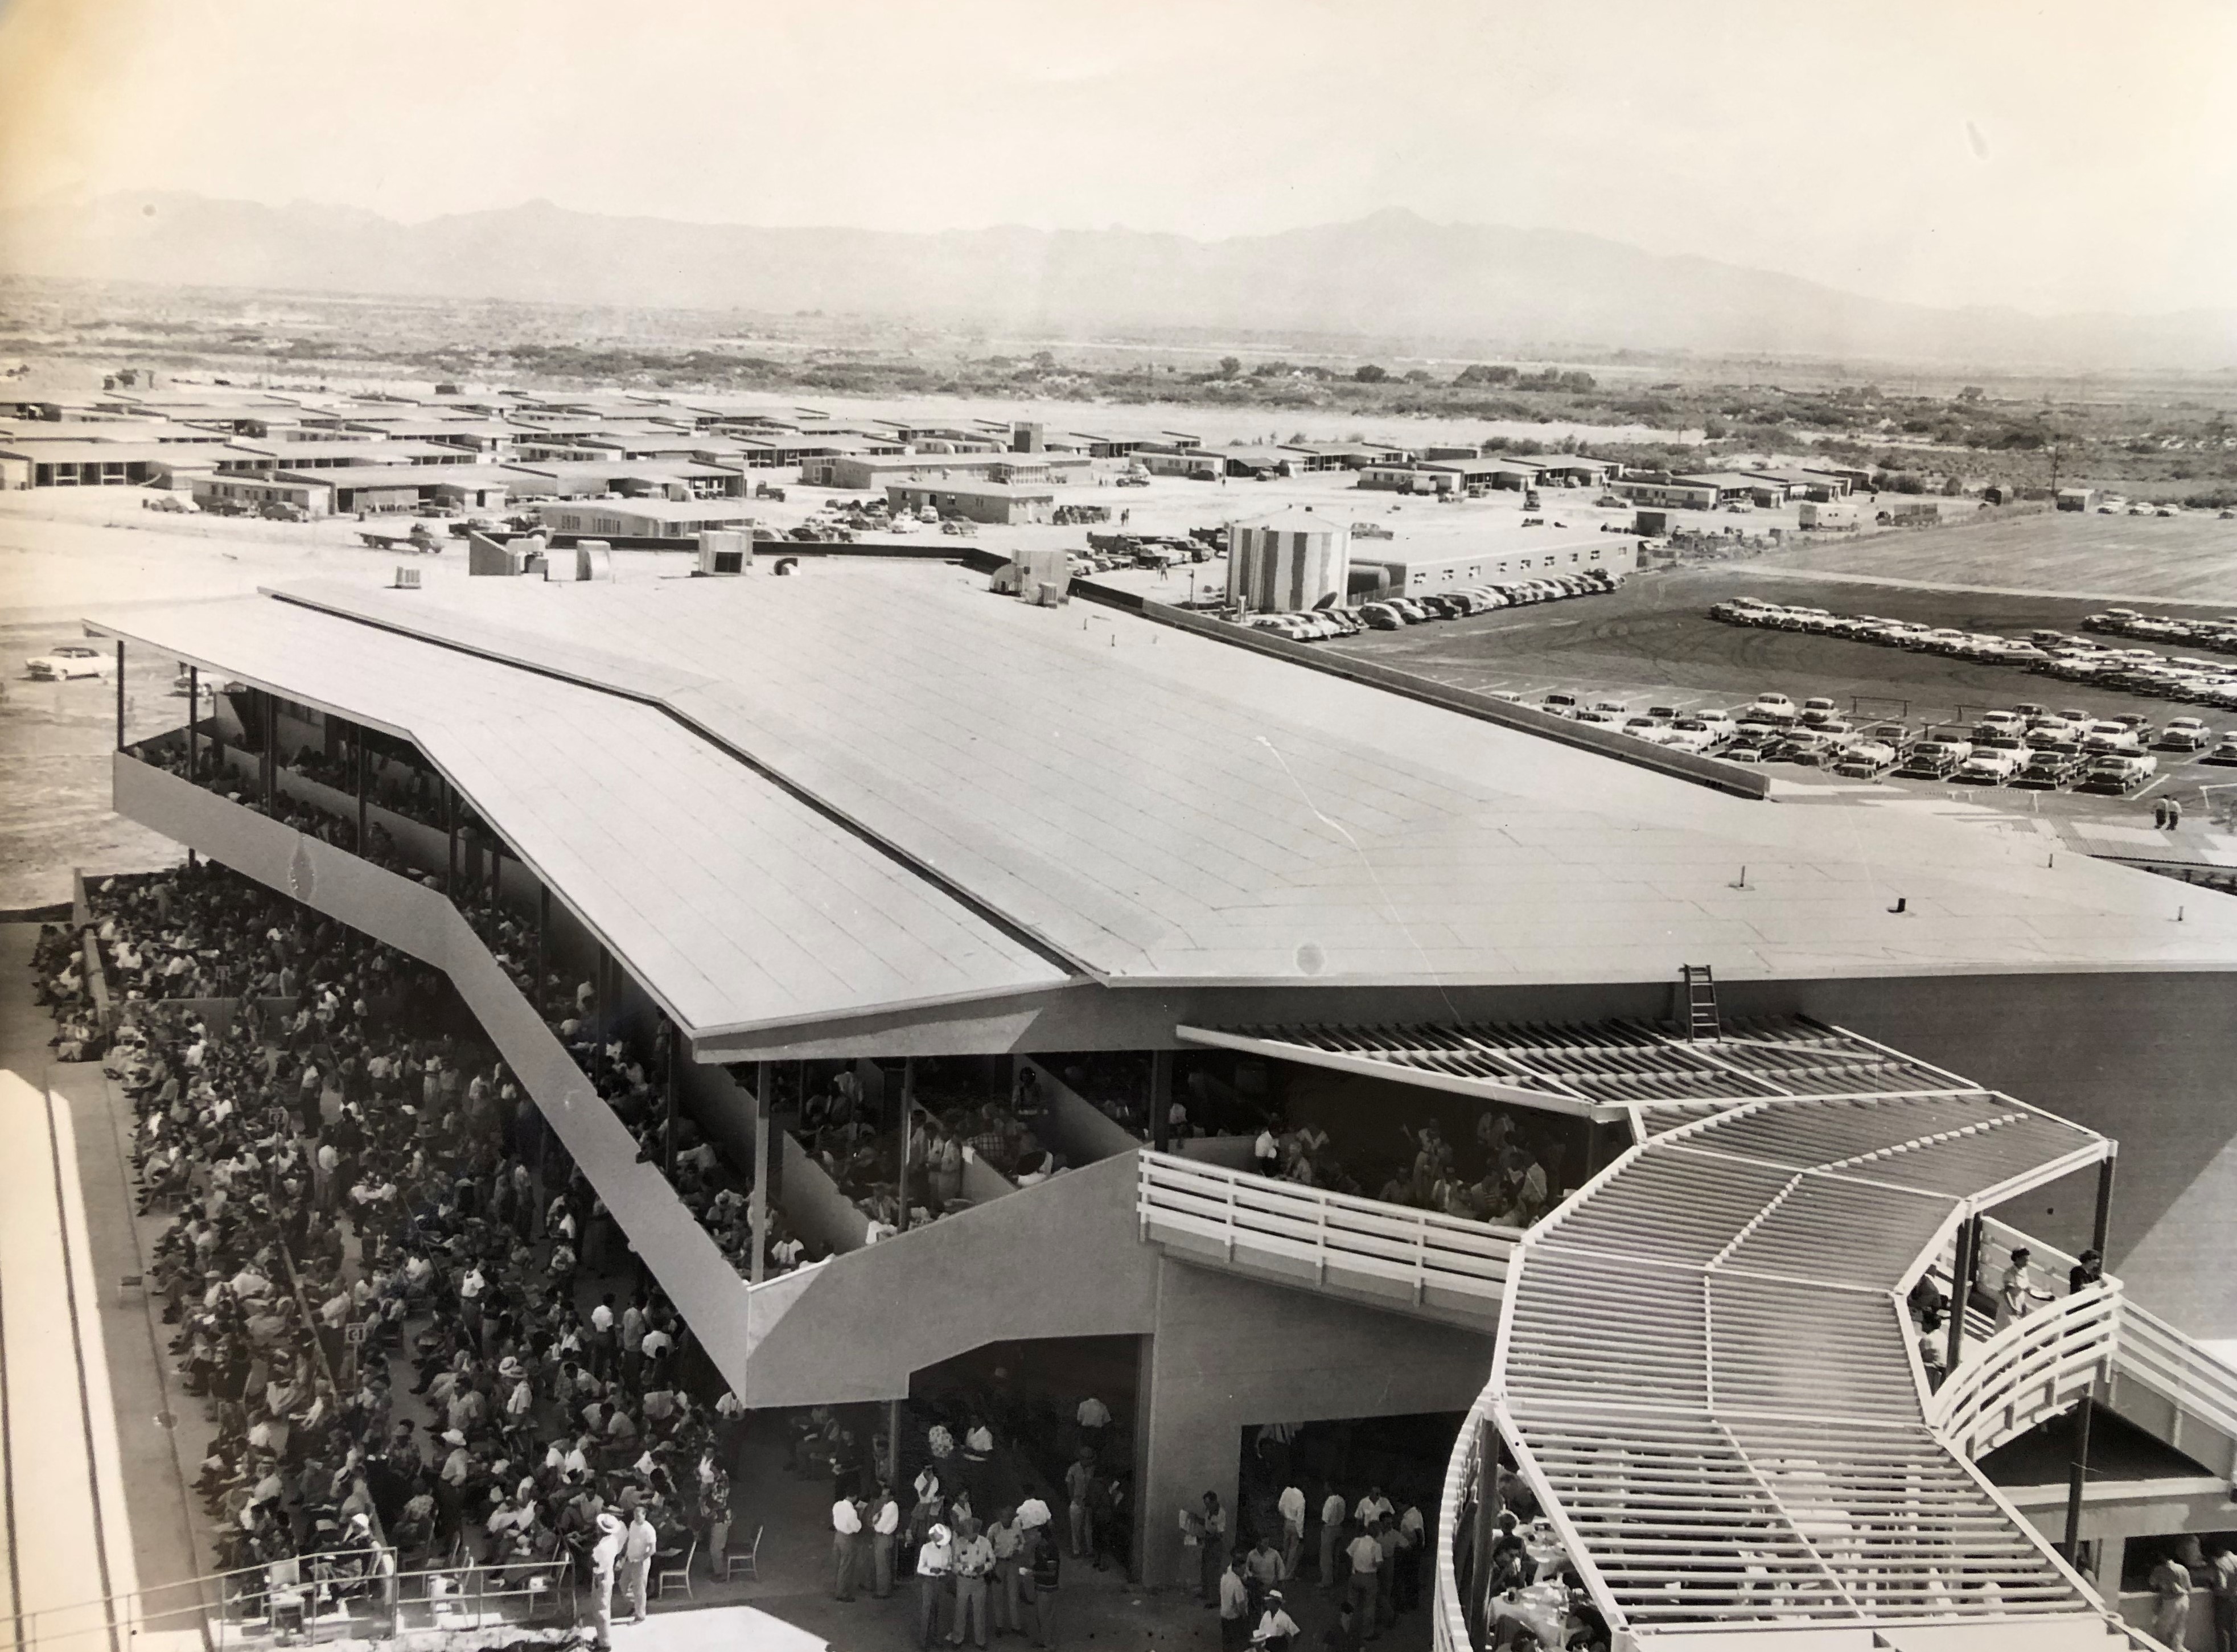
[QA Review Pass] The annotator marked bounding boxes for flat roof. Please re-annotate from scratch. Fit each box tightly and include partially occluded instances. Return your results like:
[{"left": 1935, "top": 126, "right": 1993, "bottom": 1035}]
[
  {"left": 88, "top": 595, "right": 1065, "bottom": 1036},
  {"left": 532, "top": 497, "right": 752, "bottom": 520},
  {"left": 884, "top": 479, "right": 1053, "bottom": 500},
  {"left": 242, "top": 561, "right": 2237, "bottom": 992}
]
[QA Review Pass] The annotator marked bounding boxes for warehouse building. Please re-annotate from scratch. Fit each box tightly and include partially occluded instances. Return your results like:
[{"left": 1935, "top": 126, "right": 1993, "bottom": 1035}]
[
  {"left": 1609, "top": 475, "right": 1722, "bottom": 510},
  {"left": 533, "top": 498, "right": 756, "bottom": 539},
  {"left": 885, "top": 479, "right": 1055, "bottom": 525},
  {"left": 802, "top": 451, "right": 1091, "bottom": 490},
  {"left": 1358, "top": 531, "right": 1638, "bottom": 596}
]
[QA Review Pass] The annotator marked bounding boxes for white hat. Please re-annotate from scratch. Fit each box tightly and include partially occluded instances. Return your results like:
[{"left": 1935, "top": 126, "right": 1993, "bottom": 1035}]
[
  {"left": 1017, "top": 1499, "right": 1052, "bottom": 1529},
  {"left": 598, "top": 1512, "right": 623, "bottom": 1534}
]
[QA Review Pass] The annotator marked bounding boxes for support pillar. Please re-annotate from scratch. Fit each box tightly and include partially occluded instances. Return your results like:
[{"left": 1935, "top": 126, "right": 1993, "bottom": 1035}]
[
  {"left": 355, "top": 728, "right": 368, "bottom": 852},
  {"left": 897, "top": 1057, "right": 914, "bottom": 1231},
  {"left": 750, "top": 1061, "right": 771, "bottom": 1287},
  {"left": 444, "top": 782, "right": 457, "bottom": 897},
  {"left": 2062, "top": 1391, "right": 2094, "bottom": 1558},
  {"left": 1946, "top": 1216, "right": 1977, "bottom": 1377},
  {"left": 114, "top": 639, "right": 125, "bottom": 750},
  {"left": 663, "top": 1022, "right": 678, "bottom": 1180},
  {"left": 261, "top": 691, "right": 275, "bottom": 811},
  {"left": 187, "top": 666, "right": 199, "bottom": 779},
  {"left": 2091, "top": 1151, "right": 2116, "bottom": 1264},
  {"left": 537, "top": 883, "right": 551, "bottom": 1005},
  {"left": 887, "top": 1398, "right": 904, "bottom": 1490},
  {"left": 1150, "top": 1047, "right": 1173, "bottom": 1150}
]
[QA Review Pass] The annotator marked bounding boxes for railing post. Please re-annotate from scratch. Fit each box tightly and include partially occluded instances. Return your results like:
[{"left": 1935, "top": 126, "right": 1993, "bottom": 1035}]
[
  {"left": 1316, "top": 1199, "right": 1329, "bottom": 1283},
  {"left": 1414, "top": 1213, "right": 1428, "bottom": 1305},
  {"left": 1225, "top": 1173, "right": 1237, "bottom": 1260}
]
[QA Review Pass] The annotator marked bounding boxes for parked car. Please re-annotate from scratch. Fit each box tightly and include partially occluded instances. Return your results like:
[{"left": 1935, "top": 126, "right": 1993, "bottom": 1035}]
[
  {"left": 2158, "top": 717, "right": 2212, "bottom": 751},
  {"left": 2079, "top": 753, "right": 2158, "bottom": 794},
  {"left": 1833, "top": 741, "right": 1897, "bottom": 779},
  {"left": 26, "top": 643, "right": 113, "bottom": 681},
  {"left": 1539, "top": 692, "right": 1580, "bottom": 718},
  {"left": 2203, "top": 733, "right": 2237, "bottom": 766},
  {"left": 2012, "top": 750, "right": 2082, "bottom": 790},
  {"left": 1663, "top": 718, "right": 1722, "bottom": 755},
  {"left": 1895, "top": 741, "right": 1963, "bottom": 779},
  {"left": 1746, "top": 693, "right": 1799, "bottom": 725},
  {"left": 1955, "top": 739, "right": 2026, "bottom": 784}
]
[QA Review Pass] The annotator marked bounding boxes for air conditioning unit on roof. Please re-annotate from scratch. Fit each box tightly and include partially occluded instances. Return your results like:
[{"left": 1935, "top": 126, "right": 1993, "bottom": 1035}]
[{"left": 393, "top": 565, "right": 422, "bottom": 589}]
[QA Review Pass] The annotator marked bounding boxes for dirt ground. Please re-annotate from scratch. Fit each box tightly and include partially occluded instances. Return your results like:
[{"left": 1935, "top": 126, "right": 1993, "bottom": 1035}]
[{"left": 1747, "top": 508, "right": 2237, "bottom": 605}]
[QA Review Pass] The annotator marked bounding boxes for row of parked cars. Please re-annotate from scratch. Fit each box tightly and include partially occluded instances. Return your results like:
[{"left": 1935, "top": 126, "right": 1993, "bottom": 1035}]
[
  {"left": 1243, "top": 569, "right": 1618, "bottom": 642},
  {"left": 1709, "top": 598, "right": 2237, "bottom": 710},
  {"left": 2081, "top": 607, "right": 2237, "bottom": 656},
  {"left": 1531, "top": 684, "right": 2237, "bottom": 791}
]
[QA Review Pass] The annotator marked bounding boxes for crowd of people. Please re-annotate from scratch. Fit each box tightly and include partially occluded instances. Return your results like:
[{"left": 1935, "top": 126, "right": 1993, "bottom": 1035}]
[{"left": 47, "top": 861, "right": 768, "bottom": 1645}]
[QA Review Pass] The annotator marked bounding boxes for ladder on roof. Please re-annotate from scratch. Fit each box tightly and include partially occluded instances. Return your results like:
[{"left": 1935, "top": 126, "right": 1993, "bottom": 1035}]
[{"left": 1680, "top": 964, "right": 1720, "bottom": 1042}]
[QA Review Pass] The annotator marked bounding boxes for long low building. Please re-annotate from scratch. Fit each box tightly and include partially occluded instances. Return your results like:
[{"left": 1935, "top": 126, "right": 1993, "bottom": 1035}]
[
  {"left": 885, "top": 478, "right": 1054, "bottom": 524},
  {"left": 81, "top": 550, "right": 2237, "bottom": 1645},
  {"left": 1357, "top": 531, "right": 1639, "bottom": 596},
  {"left": 802, "top": 450, "right": 1092, "bottom": 489},
  {"left": 532, "top": 497, "right": 755, "bottom": 539}
]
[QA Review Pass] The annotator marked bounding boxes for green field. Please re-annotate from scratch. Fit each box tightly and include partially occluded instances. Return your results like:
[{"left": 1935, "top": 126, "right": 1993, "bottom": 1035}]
[{"left": 1750, "top": 511, "right": 2237, "bottom": 606}]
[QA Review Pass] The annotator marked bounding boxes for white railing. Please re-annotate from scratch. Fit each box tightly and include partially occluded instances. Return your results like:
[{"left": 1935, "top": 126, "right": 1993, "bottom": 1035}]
[
  {"left": 1432, "top": 1388, "right": 1488, "bottom": 1652},
  {"left": 2109, "top": 1299, "right": 2237, "bottom": 1482},
  {"left": 1134, "top": 1150, "right": 1518, "bottom": 1316},
  {"left": 1953, "top": 1219, "right": 2237, "bottom": 1479},
  {"left": 1926, "top": 1281, "right": 2120, "bottom": 1458}
]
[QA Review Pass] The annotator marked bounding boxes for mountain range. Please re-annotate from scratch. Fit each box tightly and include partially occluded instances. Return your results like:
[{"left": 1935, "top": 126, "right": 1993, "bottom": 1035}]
[{"left": 4, "top": 193, "right": 2233, "bottom": 370}]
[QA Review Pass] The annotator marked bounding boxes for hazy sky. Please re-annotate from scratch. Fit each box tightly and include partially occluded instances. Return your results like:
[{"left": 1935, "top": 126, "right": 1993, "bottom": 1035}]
[{"left": 2, "top": 0, "right": 2232, "bottom": 317}]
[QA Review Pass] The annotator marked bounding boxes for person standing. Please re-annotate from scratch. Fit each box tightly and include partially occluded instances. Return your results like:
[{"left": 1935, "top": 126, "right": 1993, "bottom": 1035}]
[
  {"left": 1318, "top": 1485, "right": 1347, "bottom": 1589},
  {"left": 988, "top": 1506, "right": 1022, "bottom": 1635},
  {"left": 622, "top": 1504, "right": 657, "bottom": 1622},
  {"left": 1344, "top": 1523, "right": 1383, "bottom": 1642},
  {"left": 2069, "top": 1248, "right": 2104, "bottom": 1295},
  {"left": 1028, "top": 1522, "right": 1062, "bottom": 1650},
  {"left": 1190, "top": 1492, "right": 1228, "bottom": 1605},
  {"left": 588, "top": 1511, "right": 623, "bottom": 1649},
  {"left": 1395, "top": 1502, "right": 1425, "bottom": 1611},
  {"left": 915, "top": 1522, "right": 954, "bottom": 1650},
  {"left": 1066, "top": 1450, "right": 1096, "bottom": 1558},
  {"left": 832, "top": 1493, "right": 863, "bottom": 1601},
  {"left": 2208, "top": 1541, "right": 2237, "bottom": 1652},
  {"left": 951, "top": 1515, "right": 994, "bottom": 1649},
  {"left": 1995, "top": 1247, "right": 2051, "bottom": 1330},
  {"left": 2152, "top": 1542, "right": 2196, "bottom": 1648},
  {"left": 1251, "top": 1588, "right": 1301, "bottom": 1650},
  {"left": 871, "top": 1483, "right": 902, "bottom": 1599},
  {"left": 1277, "top": 1484, "right": 1306, "bottom": 1580},
  {"left": 1219, "top": 1550, "right": 1253, "bottom": 1649}
]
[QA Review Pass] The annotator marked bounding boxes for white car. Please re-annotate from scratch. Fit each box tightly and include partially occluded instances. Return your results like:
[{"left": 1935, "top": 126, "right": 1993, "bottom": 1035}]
[
  {"left": 2082, "top": 721, "right": 2143, "bottom": 754},
  {"left": 27, "top": 643, "right": 113, "bottom": 681},
  {"left": 2160, "top": 717, "right": 2212, "bottom": 751},
  {"left": 1747, "top": 693, "right": 1799, "bottom": 724},
  {"left": 1620, "top": 716, "right": 1676, "bottom": 745},
  {"left": 1956, "top": 741, "right": 2026, "bottom": 783},
  {"left": 1663, "top": 718, "right": 1722, "bottom": 754}
]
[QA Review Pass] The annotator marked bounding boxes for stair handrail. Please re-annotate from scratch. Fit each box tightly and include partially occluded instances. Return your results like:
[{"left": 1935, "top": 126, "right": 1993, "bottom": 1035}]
[{"left": 1924, "top": 1278, "right": 2121, "bottom": 1457}]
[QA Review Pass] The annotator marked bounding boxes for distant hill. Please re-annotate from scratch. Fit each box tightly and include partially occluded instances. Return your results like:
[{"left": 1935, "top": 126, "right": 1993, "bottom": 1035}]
[{"left": 5, "top": 192, "right": 2234, "bottom": 369}]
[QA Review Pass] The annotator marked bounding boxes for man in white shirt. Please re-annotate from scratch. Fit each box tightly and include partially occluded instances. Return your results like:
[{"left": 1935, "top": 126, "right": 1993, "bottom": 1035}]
[
  {"left": 1354, "top": 1487, "right": 1393, "bottom": 1530},
  {"left": 1277, "top": 1485, "right": 1306, "bottom": 1580},
  {"left": 622, "top": 1506, "right": 657, "bottom": 1622},
  {"left": 915, "top": 1522, "right": 953, "bottom": 1648},
  {"left": 1345, "top": 1527, "right": 1384, "bottom": 1641},
  {"left": 870, "top": 1483, "right": 902, "bottom": 1598},
  {"left": 1251, "top": 1589, "right": 1300, "bottom": 1648},
  {"left": 1075, "top": 1396, "right": 1111, "bottom": 1432},
  {"left": 1318, "top": 1486, "right": 1348, "bottom": 1590},
  {"left": 590, "top": 1511, "right": 623, "bottom": 1648},
  {"left": 832, "top": 1494, "right": 863, "bottom": 1601}
]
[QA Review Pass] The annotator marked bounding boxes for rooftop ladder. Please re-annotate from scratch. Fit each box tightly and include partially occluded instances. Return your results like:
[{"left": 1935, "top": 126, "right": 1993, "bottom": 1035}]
[{"left": 1679, "top": 962, "right": 1720, "bottom": 1042}]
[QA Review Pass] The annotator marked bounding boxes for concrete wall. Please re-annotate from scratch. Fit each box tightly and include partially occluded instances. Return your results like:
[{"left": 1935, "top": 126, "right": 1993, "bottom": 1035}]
[
  {"left": 1133, "top": 1253, "right": 1496, "bottom": 1587},
  {"left": 734, "top": 1150, "right": 1158, "bottom": 1408}
]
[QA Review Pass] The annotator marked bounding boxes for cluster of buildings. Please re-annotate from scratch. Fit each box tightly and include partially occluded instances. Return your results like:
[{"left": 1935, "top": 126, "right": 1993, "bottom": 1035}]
[{"left": 0, "top": 380, "right": 1114, "bottom": 528}]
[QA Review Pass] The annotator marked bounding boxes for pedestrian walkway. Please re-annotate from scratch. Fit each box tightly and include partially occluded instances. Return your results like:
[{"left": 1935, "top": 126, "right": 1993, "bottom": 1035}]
[{"left": 0, "top": 934, "right": 141, "bottom": 1651}]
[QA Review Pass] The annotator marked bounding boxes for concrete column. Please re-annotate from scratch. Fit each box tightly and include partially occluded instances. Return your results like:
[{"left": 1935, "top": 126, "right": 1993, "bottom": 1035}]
[
  {"left": 355, "top": 728, "right": 368, "bottom": 852},
  {"left": 187, "top": 666, "right": 199, "bottom": 778},
  {"left": 114, "top": 639, "right": 126, "bottom": 750},
  {"left": 750, "top": 1061, "right": 771, "bottom": 1287},
  {"left": 1150, "top": 1047, "right": 1173, "bottom": 1151}
]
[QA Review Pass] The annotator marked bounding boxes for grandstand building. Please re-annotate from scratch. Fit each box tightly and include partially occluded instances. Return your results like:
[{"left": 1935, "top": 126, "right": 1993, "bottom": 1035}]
[{"left": 84, "top": 553, "right": 2237, "bottom": 1649}]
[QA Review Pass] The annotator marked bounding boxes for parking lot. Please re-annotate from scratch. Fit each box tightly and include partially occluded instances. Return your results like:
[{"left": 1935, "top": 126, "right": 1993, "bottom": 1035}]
[{"left": 1319, "top": 564, "right": 2237, "bottom": 827}]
